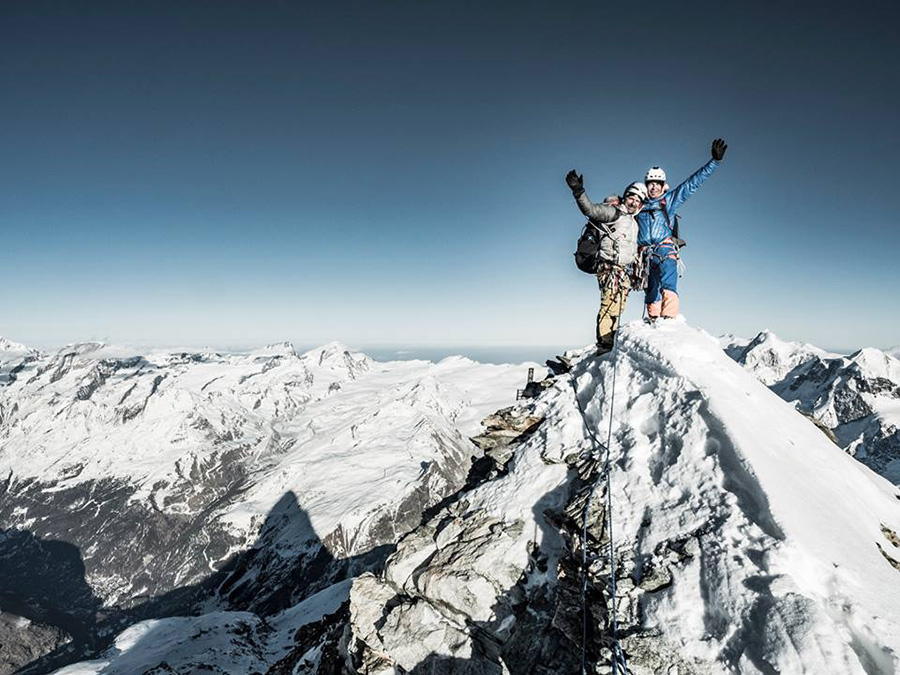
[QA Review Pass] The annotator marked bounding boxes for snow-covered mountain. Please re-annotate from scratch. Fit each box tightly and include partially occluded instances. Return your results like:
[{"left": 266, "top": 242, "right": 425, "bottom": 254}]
[
  {"left": 722, "top": 330, "right": 837, "bottom": 386},
  {"left": 726, "top": 331, "right": 900, "bottom": 484},
  {"left": 342, "top": 322, "right": 900, "bottom": 674},
  {"left": 6, "top": 323, "right": 897, "bottom": 675},
  {"left": 0, "top": 338, "right": 39, "bottom": 386},
  {"left": 0, "top": 339, "right": 530, "bottom": 673}
]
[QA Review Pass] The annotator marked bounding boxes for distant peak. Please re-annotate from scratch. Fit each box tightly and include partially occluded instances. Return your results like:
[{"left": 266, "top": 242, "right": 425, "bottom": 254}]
[
  {"left": 252, "top": 341, "right": 297, "bottom": 358},
  {"left": 0, "top": 336, "right": 34, "bottom": 353},
  {"left": 60, "top": 341, "right": 107, "bottom": 356},
  {"left": 749, "top": 329, "right": 779, "bottom": 345},
  {"left": 318, "top": 340, "right": 351, "bottom": 353},
  {"left": 300, "top": 342, "right": 372, "bottom": 368},
  {"left": 848, "top": 347, "right": 897, "bottom": 370},
  {"left": 301, "top": 341, "right": 348, "bottom": 358}
]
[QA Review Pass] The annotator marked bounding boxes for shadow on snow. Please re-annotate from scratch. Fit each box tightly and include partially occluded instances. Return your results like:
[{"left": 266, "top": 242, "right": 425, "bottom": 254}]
[{"left": 3, "top": 491, "right": 390, "bottom": 674}]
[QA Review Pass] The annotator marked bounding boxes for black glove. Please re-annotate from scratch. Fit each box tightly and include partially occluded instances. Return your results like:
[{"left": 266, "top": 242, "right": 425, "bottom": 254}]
[
  {"left": 566, "top": 169, "right": 584, "bottom": 196},
  {"left": 711, "top": 138, "right": 727, "bottom": 161}
]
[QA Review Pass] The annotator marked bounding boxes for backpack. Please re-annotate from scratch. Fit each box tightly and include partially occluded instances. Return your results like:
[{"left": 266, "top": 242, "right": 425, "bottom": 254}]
[{"left": 574, "top": 222, "right": 610, "bottom": 274}]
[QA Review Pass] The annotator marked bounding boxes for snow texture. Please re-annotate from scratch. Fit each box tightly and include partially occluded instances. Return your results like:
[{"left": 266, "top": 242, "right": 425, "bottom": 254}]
[
  {"left": 349, "top": 320, "right": 900, "bottom": 674},
  {"left": 728, "top": 330, "right": 900, "bottom": 484},
  {"left": 0, "top": 339, "right": 530, "bottom": 671},
  {"left": 3, "top": 325, "right": 899, "bottom": 674}
]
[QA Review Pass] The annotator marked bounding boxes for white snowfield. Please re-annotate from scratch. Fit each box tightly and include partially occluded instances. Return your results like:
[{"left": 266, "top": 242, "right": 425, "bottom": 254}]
[
  {"left": 351, "top": 320, "right": 900, "bottom": 674},
  {"left": 5, "top": 323, "right": 899, "bottom": 674},
  {"left": 0, "top": 340, "right": 529, "bottom": 545},
  {"left": 596, "top": 321, "right": 900, "bottom": 673}
]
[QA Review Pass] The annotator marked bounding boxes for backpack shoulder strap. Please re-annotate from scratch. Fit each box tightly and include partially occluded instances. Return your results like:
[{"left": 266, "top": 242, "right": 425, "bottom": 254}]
[
  {"left": 588, "top": 219, "right": 614, "bottom": 238},
  {"left": 659, "top": 198, "right": 674, "bottom": 237}
]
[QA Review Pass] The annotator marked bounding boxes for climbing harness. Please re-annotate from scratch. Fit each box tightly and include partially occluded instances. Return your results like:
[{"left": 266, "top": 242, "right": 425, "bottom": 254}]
[
  {"left": 635, "top": 198, "right": 685, "bottom": 286},
  {"left": 597, "top": 263, "right": 629, "bottom": 297},
  {"left": 569, "top": 336, "right": 629, "bottom": 675}
]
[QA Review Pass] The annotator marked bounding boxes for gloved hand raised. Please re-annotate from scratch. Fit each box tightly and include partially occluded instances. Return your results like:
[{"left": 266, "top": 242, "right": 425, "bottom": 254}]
[
  {"left": 711, "top": 138, "right": 727, "bottom": 161},
  {"left": 566, "top": 169, "right": 584, "bottom": 196}
]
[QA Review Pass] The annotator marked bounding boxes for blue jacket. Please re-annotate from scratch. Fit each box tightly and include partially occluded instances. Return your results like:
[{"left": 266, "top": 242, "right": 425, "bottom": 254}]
[{"left": 637, "top": 159, "right": 720, "bottom": 249}]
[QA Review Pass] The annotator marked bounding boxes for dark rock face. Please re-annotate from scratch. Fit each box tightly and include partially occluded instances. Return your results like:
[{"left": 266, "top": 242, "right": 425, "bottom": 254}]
[
  {"left": 342, "top": 374, "right": 636, "bottom": 675},
  {"left": 0, "top": 612, "right": 69, "bottom": 674},
  {"left": 830, "top": 378, "right": 874, "bottom": 425},
  {"left": 852, "top": 427, "right": 900, "bottom": 480},
  {"left": 0, "top": 470, "right": 248, "bottom": 614},
  {"left": 265, "top": 603, "right": 350, "bottom": 675},
  {"left": 0, "top": 527, "right": 102, "bottom": 647}
]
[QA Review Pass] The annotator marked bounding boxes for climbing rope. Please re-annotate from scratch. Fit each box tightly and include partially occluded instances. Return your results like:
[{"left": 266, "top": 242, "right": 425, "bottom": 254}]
[{"left": 569, "top": 336, "right": 629, "bottom": 675}]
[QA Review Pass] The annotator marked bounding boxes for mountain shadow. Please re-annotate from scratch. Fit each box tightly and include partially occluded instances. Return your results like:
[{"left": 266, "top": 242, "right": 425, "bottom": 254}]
[
  {"left": 0, "top": 527, "right": 104, "bottom": 663},
  {"left": 11, "top": 490, "right": 393, "bottom": 675}
]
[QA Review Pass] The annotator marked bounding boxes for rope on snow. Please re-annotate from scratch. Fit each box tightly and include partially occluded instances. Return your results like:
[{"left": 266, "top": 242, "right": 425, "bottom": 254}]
[{"left": 569, "top": 334, "right": 629, "bottom": 675}]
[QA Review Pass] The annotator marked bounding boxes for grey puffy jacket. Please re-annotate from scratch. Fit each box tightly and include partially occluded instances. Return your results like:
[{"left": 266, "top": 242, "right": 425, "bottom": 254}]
[{"left": 574, "top": 192, "right": 639, "bottom": 267}]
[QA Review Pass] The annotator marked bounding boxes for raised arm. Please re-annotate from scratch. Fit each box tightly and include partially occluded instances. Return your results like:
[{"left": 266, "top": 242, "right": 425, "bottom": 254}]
[
  {"left": 666, "top": 139, "right": 727, "bottom": 212},
  {"left": 566, "top": 170, "right": 617, "bottom": 223},
  {"left": 575, "top": 191, "right": 618, "bottom": 224}
]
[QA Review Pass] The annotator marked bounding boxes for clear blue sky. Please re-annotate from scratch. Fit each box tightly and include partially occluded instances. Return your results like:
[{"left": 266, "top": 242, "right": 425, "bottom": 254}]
[{"left": 1, "top": 0, "right": 897, "bottom": 354}]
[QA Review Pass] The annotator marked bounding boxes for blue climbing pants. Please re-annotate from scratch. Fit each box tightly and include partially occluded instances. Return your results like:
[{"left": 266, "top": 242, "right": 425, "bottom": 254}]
[{"left": 645, "top": 255, "right": 679, "bottom": 318}]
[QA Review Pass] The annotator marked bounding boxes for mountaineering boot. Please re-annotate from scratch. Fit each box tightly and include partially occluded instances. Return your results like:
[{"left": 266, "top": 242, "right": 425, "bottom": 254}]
[
  {"left": 596, "top": 341, "right": 614, "bottom": 355},
  {"left": 644, "top": 316, "right": 658, "bottom": 326}
]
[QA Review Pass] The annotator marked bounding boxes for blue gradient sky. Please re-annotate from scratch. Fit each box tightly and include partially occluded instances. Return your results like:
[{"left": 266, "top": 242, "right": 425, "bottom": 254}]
[{"left": 2, "top": 1, "right": 897, "bottom": 353}]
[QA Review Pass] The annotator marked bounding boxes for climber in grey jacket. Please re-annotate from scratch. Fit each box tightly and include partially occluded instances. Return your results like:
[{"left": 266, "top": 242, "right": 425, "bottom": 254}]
[{"left": 566, "top": 171, "right": 646, "bottom": 350}]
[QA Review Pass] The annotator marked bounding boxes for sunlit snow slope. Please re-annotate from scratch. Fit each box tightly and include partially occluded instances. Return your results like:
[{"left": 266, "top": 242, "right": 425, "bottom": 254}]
[
  {"left": 348, "top": 320, "right": 900, "bottom": 674},
  {"left": 726, "top": 331, "right": 900, "bottom": 483},
  {"left": 0, "top": 340, "right": 530, "bottom": 672}
]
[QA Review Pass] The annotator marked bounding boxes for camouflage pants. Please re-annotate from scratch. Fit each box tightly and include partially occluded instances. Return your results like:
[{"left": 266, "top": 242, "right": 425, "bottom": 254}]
[{"left": 596, "top": 265, "right": 630, "bottom": 347}]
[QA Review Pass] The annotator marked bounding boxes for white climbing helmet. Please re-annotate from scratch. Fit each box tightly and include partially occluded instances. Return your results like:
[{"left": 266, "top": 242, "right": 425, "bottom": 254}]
[
  {"left": 644, "top": 166, "right": 667, "bottom": 183},
  {"left": 624, "top": 181, "right": 648, "bottom": 202}
]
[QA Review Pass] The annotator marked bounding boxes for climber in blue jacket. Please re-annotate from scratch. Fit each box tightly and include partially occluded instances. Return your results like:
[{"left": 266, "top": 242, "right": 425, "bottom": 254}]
[{"left": 639, "top": 138, "right": 727, "bottom": 321}]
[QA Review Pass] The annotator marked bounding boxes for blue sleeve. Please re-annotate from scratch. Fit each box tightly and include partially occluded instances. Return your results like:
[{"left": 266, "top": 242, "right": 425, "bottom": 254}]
[{"left": 665, "top": 159, "right": 720, "bottom": 213}]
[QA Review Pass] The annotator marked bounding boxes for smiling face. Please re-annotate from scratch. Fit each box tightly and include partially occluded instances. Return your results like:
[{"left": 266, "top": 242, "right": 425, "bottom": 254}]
[
  {"left": 646, "top": 180, "right": 665, "bottom": 200},
  {"left": 623, "top": 193, "right": 644, "bottom": 214}
]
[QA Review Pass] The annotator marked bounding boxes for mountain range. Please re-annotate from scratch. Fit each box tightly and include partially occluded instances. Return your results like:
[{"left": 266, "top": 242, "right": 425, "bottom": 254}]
[
  {"left": 1, "top": 324, "right": 899, "bottom": 674},
  {"left": 724, "top": 330, "right": 900, "bottom": 484}
]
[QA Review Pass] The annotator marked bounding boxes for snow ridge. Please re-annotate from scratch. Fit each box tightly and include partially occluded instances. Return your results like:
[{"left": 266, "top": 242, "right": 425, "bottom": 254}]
[
  {"left": 729, "top": 330, "right": 900, "bottom": 484},
  {"left": 346, "top": 321, "right": 900, "bottom": 674}
]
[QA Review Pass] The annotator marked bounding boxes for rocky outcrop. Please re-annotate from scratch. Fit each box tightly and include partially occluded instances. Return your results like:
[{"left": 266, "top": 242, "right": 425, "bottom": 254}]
[
  {"left": 0, "top": 613, "right": 69, "bottom": 674},
  {"left": 344, "top": 365, "right": 639, "bottom": 675}
]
